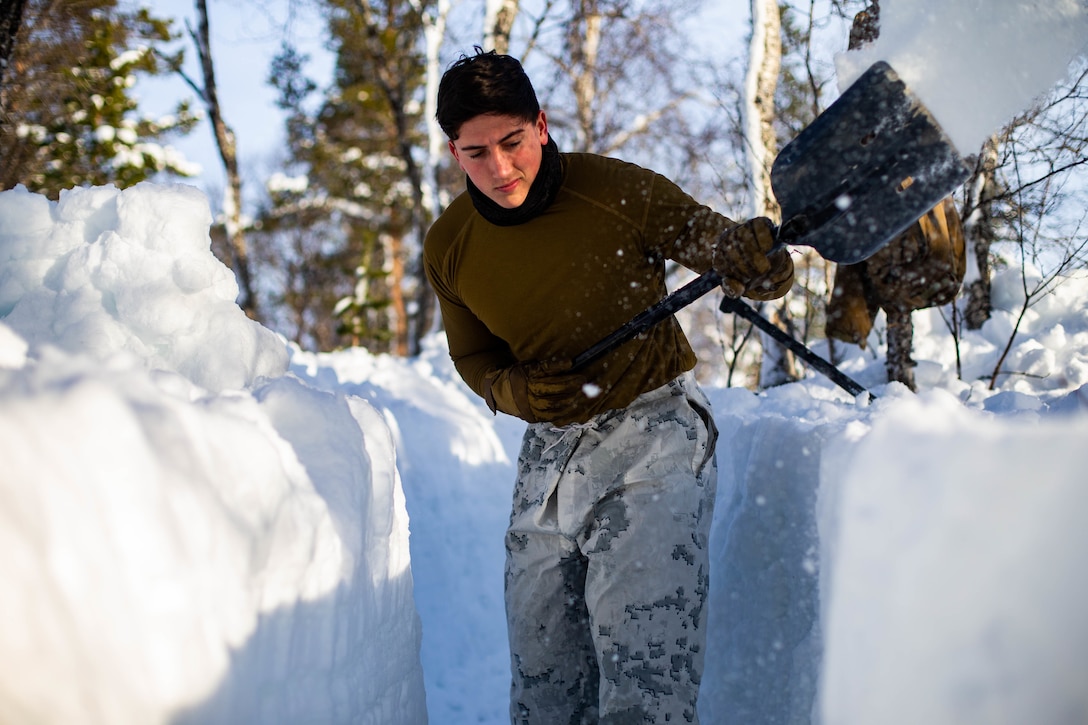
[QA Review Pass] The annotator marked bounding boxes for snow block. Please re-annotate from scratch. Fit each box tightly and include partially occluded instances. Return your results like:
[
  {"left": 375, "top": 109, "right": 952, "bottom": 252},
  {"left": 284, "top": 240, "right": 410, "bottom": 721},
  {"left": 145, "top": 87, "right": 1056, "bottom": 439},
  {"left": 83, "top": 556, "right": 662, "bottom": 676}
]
[
  {"left": 819, "top": 396, "right": 1088, "bottom": 725},
  {"left": 0, "top": 361, "right": 427, "bottom": 725}
]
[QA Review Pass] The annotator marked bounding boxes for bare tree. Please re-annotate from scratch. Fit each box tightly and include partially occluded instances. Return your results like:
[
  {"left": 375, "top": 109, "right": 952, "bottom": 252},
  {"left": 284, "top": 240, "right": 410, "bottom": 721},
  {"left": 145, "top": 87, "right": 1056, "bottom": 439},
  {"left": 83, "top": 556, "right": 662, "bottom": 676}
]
[
  {"left": 744, "top": 0, "right": 800, "bottom": 388},
  {"left": 744, "top": 0, "right": 780, "bottom": 221},
  {"left": 986, "top": 143, "right": 1088, "bottom": 389},
  {"left": 961, "top": 134, "right": 1001, "bottom": 330},
  {"left": 180, "top": 0, "right": 258, "bottom": 318},
  {"left": 521, "top": 0, "right": 702, "bottom": 166},
  {"left": 971, "top": 64, "right": 1088, "bottom": 385},
  {"left": 423, "top": 0, "right": 451, "bottom": 229},
  {"left": 567, "top": 0, "right": 601, "bottom": 151}
]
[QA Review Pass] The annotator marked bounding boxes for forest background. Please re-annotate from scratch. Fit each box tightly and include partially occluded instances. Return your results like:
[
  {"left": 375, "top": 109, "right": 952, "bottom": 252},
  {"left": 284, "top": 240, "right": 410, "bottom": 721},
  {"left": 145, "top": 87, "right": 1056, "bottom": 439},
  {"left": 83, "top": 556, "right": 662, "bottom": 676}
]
[{"left": 2, "top": 0, "right": 1086, "bottom": 391}]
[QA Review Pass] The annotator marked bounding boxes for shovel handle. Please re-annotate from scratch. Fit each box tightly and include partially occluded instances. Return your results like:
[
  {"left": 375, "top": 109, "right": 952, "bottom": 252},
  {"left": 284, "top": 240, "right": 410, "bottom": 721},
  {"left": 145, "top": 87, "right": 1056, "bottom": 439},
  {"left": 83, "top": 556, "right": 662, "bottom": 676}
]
[
  {"left": 569, "top": 219, "right": 805, "bottom": 372},
  {"left": 569, "top": 230, "right": 870, "bottom": 397},
  {"left": 718, "top": 296, "right": 869, "bottom": 397},
  {"left": 569, "top": 269, "right": 723, "bottom": 371}
]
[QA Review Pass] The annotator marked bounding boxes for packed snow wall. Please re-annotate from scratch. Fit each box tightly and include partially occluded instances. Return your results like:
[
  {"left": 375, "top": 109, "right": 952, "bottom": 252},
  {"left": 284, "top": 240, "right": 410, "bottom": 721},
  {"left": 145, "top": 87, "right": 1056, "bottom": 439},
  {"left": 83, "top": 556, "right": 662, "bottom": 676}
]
[
  {"left": 700, "top": 383, "right": 1088, "bottom": 725},
  {"left": 700, "top": 386, "right": 851, "bottom": 723},
  {"left": 818, "top": 393, "right": 1088, "bottom": 725},
  {"left": 0, "top": 184, "right": 427, "bottom": 725}
]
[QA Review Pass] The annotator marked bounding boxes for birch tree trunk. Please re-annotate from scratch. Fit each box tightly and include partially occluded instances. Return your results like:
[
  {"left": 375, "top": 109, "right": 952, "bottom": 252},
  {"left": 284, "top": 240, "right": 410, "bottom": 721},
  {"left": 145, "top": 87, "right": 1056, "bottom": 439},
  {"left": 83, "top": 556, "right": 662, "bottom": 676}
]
[
  {"left": 962, "top": 134, "right": 1000, "bottom": 330},
  {"left": 744, "top": 0, "right": 781, "bottom": 223},
  {"left": 191, "top": 0, "right": 257, "bottom": 318},
  {"left": 569, "top": 0, "right": 602, "bottom": 152},
  {"left": 884, "top": 305, "right": 915, "bottom": 389},
  {"left": 744, "top": 0, "right": 797, "bottom": 388},
  {"left": 484, "top": 0, "right": 518, "bottom": 54},
  {"left": 423, "top": 0, "right": 450, "bottom": 336},
  {"left": 423, "top": 0, "right": 450, "bottom": 222}
]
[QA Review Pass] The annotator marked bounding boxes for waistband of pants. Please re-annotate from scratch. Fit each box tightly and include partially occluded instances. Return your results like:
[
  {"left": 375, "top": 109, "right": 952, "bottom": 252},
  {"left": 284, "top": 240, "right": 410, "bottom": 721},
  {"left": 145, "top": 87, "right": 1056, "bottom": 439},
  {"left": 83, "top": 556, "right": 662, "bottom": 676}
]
[{"left": 539, "top": 370, "right": 700, "bottom": 435}]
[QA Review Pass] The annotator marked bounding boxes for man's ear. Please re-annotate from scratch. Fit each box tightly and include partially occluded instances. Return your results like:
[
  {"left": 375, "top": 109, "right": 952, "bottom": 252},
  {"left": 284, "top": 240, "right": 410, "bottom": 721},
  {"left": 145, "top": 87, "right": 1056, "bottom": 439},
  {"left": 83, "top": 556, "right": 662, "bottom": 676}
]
[
  {"left": 448, "top": 139, "right": 462, "bottom": 168},
  {"left": 536, "top": 111, "right": 549, "bottom": 145}
]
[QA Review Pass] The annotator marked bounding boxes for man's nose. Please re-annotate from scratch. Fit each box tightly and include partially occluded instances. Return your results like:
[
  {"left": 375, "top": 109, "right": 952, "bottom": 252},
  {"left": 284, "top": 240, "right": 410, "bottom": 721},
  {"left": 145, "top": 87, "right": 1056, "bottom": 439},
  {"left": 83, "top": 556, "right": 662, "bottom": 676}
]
[{"left": 490, "top": 149, "right": 513, "bottom": 176}]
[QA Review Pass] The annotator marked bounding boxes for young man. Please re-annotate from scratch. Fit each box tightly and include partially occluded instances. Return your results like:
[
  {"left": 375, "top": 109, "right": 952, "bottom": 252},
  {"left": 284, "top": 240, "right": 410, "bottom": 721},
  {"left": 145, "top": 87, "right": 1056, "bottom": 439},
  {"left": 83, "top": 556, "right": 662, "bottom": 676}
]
[{"left": 424, "top": 49, "right": 793, "bottom": 724}]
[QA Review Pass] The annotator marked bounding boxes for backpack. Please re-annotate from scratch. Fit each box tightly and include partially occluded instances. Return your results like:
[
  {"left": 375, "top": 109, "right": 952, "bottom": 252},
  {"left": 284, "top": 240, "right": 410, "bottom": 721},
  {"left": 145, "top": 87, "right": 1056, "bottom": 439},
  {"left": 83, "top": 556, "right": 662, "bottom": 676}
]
[{"left": 826, "top": 197, "right": 966, "bottom": 348}]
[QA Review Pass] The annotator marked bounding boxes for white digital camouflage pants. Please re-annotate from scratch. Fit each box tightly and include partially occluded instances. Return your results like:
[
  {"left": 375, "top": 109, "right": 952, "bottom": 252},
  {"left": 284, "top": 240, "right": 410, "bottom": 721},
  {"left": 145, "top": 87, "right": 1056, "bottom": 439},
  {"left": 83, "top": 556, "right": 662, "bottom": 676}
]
[{"left": 505, "top": 371, "right": 718, "bottom": 724}]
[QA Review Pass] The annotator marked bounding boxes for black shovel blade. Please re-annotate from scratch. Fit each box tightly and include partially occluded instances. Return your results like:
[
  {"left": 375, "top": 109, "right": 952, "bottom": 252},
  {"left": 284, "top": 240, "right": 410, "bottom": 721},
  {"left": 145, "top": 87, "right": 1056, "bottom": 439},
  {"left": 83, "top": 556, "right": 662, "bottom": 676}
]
[{"left": 771, "top": 61, "right": 971, "bottom": 265}]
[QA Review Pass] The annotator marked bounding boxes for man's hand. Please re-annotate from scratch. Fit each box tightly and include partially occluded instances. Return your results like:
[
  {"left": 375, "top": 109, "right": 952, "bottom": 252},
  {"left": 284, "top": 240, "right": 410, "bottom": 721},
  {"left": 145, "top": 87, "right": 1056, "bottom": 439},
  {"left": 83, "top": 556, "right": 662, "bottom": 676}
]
[
  {"left": 713, "top": 217, "right": 795, "bottom": 300},
  {"left": 745, "top": 245, "right": 794, "bottom": 301},
  {"left": 482, "top": 360, "right": 588, "bottom": 423}
]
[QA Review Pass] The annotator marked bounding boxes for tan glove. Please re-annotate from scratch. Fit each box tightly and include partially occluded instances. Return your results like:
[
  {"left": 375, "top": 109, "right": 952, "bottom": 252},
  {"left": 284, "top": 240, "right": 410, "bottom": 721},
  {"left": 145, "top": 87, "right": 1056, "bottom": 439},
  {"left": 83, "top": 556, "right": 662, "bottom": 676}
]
[
  {"left": 482, "top": 360, "right": 588, "bottom": 423},
  {"left": 745, "top": 246, "right": 794, "bottom": 301},
  {"left": 713, "top": 217, "right": 794, "bottom": 300}
]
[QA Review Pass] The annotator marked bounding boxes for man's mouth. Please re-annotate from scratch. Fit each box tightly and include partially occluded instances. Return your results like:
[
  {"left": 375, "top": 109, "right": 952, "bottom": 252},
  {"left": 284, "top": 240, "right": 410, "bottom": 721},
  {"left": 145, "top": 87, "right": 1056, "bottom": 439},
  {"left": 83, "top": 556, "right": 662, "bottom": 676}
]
[{"left": 495, "top": 179, "right": 520, "bottom": 194}]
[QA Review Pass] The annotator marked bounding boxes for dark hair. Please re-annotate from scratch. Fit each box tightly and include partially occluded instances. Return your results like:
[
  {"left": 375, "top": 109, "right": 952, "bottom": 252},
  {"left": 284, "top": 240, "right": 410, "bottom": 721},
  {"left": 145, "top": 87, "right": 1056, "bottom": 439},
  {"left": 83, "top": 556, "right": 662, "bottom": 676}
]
[{"left": 436, "top": 48, "right": 541, "bottom": 140}]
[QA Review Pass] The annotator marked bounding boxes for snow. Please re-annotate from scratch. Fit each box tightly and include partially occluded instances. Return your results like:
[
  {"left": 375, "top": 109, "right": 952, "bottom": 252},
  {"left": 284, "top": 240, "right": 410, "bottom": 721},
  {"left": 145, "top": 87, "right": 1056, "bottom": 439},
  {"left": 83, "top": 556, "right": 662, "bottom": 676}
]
[
  {"left": 266, "top": 172, "right": 309, "bottom": 195},
  {"left": 836, "top": 0, "right": 1088, "bottom": 154},
  {"left": 0, "top": 183, "right": 287, "bottom": 393},
  {"left": 0, "top": 183, "right": 423, "bottom": 725},
  {"left": 4, "top": 179, "right": 1088, "bottom": 724},
  {"left": 820, "top": 395, "right": 1088, "bottom": 725},
  {"left": 111, "top": 47, "right": 151, "bottom": 71}
]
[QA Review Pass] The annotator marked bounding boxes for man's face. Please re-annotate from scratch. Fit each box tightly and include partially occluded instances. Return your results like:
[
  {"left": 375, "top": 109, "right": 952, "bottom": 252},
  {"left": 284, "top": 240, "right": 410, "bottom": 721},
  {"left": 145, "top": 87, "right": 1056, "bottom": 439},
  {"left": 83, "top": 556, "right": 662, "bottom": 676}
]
[{"left": 449, "top": 111, "right": 549, "bottom": 209}]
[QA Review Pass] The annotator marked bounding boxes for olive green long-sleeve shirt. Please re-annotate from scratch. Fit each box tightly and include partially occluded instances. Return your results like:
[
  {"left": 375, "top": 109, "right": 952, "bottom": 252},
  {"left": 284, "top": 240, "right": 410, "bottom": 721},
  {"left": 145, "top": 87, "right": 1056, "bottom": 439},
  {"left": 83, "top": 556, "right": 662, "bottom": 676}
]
[{"left": 424, "top": 152, "right": 734, "bottom": 424}]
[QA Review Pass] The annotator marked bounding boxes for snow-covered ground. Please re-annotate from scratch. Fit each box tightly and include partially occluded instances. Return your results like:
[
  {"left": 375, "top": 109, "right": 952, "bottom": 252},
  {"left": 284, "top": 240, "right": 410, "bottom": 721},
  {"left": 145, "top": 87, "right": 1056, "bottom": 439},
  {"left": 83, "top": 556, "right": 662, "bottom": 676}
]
[{"left": 3, "top": 179, "right": 1088, "bottom": 725}]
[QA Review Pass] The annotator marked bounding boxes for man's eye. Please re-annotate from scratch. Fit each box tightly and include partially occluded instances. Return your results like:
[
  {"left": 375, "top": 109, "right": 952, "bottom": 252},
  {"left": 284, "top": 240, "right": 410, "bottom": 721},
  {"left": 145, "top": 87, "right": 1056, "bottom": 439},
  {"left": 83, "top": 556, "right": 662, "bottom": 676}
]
[{"left": 468, "top": 151, "right": 485, "bottom": 159}]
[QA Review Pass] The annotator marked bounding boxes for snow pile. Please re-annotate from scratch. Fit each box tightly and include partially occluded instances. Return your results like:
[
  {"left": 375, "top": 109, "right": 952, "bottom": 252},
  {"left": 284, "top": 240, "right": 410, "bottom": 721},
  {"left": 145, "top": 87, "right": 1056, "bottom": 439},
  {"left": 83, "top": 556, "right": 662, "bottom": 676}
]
[
  {"left": 0, "top": 184, "right": 425, "bottom": 724},
  {"left": 696, "top": 378, "right": 1088, "bottom": 725},
  {"left": 820, "top": 392, "right": 1088, "bottom": 725},
  {"left": 0, "top": 183, "right": 286, "bottom": 391},
  {"left": 836, "top": 0, "right": 1088, "bottom": 154}
]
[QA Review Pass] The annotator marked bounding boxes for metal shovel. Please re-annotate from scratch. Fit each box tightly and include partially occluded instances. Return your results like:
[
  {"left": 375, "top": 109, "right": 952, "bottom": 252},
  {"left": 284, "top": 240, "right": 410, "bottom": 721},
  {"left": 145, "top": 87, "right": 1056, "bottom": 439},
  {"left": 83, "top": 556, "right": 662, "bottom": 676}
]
[{"left": 571, "top": 62, "right": 971, "bottom": 394}]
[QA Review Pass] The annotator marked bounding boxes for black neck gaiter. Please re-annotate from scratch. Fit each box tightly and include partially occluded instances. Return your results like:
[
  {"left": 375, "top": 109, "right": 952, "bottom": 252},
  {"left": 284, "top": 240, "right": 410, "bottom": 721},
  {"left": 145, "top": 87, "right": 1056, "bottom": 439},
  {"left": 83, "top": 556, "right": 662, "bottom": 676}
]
[{"left": 466, "top": 137, "right": 564, "bottom": 227}]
